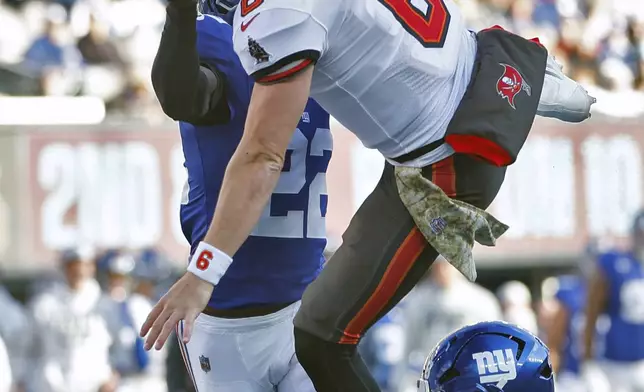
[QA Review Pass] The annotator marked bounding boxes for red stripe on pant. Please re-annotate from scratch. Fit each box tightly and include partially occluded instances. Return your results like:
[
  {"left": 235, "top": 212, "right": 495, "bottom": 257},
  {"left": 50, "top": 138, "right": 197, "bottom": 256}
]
[
  {"left": 431, "top": 155, "right": 457, "bottom": 197},
  {"left": 338, "top": 156, "right": 457, "bottom": 345},
  {"left": 338, "top": 228, "right": 426, "bottom": 344}
]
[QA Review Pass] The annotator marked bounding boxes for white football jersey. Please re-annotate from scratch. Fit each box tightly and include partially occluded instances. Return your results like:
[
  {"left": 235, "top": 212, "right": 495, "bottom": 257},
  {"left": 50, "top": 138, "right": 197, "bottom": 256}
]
[{"left": 232, "top": 0, "right": 477, "bottom": 166}]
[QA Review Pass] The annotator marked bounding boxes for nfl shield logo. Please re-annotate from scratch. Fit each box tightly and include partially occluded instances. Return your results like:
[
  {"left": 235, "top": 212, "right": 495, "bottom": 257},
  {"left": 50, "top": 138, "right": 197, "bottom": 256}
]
[
  {"left": 429, "top": 217, "right": 447, "bottom": 234},
  {"left": 199, "top": 355, "right": 211, "bottom": 373}
]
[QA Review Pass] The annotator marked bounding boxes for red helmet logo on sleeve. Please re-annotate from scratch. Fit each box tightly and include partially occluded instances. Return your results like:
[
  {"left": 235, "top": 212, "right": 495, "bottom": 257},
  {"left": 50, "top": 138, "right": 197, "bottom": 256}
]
[{"left": 496, "top": 63, "right": 531, "bottom": 109}]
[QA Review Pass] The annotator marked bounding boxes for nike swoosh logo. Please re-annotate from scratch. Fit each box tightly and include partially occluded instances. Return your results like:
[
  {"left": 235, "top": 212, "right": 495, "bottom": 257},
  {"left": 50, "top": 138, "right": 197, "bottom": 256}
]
[{"left": 241, "top": 14, "right": 259, "bottom": 32}]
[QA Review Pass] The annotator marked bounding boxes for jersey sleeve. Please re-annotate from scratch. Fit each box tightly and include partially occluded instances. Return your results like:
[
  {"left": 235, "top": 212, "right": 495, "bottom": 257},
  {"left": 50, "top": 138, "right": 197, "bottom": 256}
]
[
  {"left": 232, "top": 5, "right": 327, "bottom": 83},
  {"left": 196, "top": 14, "right": 236, "bottom": 61},
  {"left": 152, "top": 8, "right": 233, "bottom": 125},
  {"left": 195, "top": 14, "right": 249, "bottom": 123}
]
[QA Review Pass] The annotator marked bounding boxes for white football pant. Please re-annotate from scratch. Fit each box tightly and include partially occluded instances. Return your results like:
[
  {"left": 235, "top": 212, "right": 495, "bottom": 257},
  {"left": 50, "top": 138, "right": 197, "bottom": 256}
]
[{"left": 177, "top": 301, "right": 313, "bottom": 392}]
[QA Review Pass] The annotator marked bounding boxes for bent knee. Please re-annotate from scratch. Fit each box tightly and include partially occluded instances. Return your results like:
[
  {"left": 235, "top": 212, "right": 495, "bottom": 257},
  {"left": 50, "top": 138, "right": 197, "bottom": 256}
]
[
  {"left": 294, "top": 327, "right": 322, "bottom": 363},
  {"left": 294, "top": 327, "right": 356, "bottom": 362}
]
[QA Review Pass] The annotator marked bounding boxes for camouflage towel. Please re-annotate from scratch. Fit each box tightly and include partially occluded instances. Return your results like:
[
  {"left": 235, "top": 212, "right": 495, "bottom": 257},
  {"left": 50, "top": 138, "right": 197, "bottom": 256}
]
[{"left": 395, "top": 166, "right": 509, "bottom": 282}]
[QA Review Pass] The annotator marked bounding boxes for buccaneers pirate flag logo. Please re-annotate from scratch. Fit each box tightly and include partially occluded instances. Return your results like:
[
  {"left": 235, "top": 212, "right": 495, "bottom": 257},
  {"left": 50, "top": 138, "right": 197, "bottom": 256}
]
[{"left": 496, "top": 63, "right": 531, "bottom": 109}]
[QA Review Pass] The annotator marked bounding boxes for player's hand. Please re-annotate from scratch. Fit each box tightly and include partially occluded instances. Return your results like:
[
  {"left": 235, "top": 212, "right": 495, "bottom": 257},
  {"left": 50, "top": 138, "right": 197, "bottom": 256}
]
[{"left": 140, "top": 272, "right": 214, "bottom": 350}]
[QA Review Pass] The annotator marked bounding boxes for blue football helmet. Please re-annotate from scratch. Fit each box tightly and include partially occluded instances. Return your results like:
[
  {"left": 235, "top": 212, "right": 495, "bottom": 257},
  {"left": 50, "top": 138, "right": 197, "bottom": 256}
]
[{"left": 417, "top": 321, "right": 554, "bottom": 392}]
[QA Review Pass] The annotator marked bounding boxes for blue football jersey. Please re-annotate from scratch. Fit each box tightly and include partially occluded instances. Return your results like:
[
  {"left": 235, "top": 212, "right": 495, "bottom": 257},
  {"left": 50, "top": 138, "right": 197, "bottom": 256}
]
[
  {"left": 179, "top": 14, "right": 332, "bottom": 309},
  {"left": 598, "top": 251, "right": 644, "bottom": 361},
  {"left": 554, "top": 275, "right": 588, "bottom": 374}
]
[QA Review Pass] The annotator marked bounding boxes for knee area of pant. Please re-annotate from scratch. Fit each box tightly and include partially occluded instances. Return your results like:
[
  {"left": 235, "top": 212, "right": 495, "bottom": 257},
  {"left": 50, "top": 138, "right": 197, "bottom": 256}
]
[
  {"left": 294, "top": 327, "right": 355, "bottom": 361},
  {"left": 294, "top": 327, "right": 322, "bottom": 360}
]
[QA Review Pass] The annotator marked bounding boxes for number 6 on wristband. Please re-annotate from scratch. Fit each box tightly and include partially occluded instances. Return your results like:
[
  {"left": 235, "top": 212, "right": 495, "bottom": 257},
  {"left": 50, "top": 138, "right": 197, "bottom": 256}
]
[
  {"left": 196, "top": 251, "right": 212, "bottom": 271},
  {"left": 187, "top": 242, "right": 233, "bottom": 285}
]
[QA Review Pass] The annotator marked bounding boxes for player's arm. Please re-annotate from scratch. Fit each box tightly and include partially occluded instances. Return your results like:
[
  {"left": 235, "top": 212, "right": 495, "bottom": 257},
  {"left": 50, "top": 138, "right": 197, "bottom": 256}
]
[
  {"left": 141, "top": 67, "right": 314, "bottom": 350},
  {"left": 583, "top": 265, "right": 608, "bottom": 360},
  {"left": 196, "top": 6, "right": 326, "bottom": 261},
  {"left": 151, "top": 0, "right": 227, "bottom": 125},
  {"left": 140, "top": 6, "right": 324, "bottom": 350},
  {"left": 202, "top": 67, "right": 313, "bottom": 255},
  {"left": 546, "top": 299, "right": 568, "bottom": 373}
]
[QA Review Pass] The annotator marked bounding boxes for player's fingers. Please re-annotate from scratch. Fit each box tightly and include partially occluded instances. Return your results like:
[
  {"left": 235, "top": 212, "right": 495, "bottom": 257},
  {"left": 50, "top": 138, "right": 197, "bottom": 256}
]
[
  {"left": 144, "top": 307, "right": 172, "bottom": 351},
  {"left": 155, "top": 312, "right": 182, "bottom": 351},
  {"left": 181, "top": 310, "right": 200, "bottom": 344},
  {"left": 140, "top": 298, "right": 165, "bottom": 338}
]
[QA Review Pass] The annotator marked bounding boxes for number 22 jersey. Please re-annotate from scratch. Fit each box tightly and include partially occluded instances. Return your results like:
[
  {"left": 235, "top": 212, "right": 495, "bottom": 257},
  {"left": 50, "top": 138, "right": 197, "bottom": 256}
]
[
  {"left": 232, "top": 0, "right": 477, "bottom": 167},
  {"left": 180, "top": 14, "right": 332, "bottom": 309}
]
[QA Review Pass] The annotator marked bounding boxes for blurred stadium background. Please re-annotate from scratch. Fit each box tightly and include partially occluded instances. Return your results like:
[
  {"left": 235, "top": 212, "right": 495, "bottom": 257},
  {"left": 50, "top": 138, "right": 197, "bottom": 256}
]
[{"left": 1, "top": 0, "right": 644, "bottom": 390}]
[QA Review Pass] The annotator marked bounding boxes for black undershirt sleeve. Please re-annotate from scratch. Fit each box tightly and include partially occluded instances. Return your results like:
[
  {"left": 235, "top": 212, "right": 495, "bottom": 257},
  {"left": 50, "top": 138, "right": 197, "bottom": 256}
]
[{"left": 151, "top": 0, "right": 230, "bottom": 125}]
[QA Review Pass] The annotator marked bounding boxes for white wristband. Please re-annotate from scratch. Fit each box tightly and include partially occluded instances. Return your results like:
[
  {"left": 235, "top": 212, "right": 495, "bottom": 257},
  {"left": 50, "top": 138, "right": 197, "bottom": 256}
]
[{"left": 187, "top": 242, "right": 233, "bottom": 286}]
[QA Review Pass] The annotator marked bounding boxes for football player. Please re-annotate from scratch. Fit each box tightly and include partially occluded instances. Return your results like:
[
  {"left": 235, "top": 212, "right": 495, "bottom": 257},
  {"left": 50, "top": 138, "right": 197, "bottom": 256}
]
[
  {"left": 149, "top": 0, "right": 330, "bottom": 390},
  {"left": 142, "top": 0, "right": 595, "bottom": 390},
  {"left": 584, "top": 213, "right": 644, "bottom": 392},
  {"left": 416, "top": 321, "right": 554, "bottom": 391},
  {"left": 546, "top": 242, "right": 609, "bottom": 392}
]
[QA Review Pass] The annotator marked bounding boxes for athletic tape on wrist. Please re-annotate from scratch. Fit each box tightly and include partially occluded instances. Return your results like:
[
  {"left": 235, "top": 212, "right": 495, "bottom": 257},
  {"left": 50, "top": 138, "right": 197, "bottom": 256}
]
[{"left": 187, "top": 242, "right": 233, "bottom": 285}]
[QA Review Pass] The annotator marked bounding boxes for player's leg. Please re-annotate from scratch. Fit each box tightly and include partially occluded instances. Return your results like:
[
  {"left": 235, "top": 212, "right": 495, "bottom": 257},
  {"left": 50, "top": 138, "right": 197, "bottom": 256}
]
[
  {"left": 274, "top": 353, "right": 314, "bottom": 392},
  {"left": 293, "top": 154, "right": 507, "bottom": 392},
  {"left": 177, "top": 316, "right": 273, "bottom": 392},
  {"left": 294, "top": 162, "right": 429, "bottom": 392},
  {"left": 266, "top": 301, "right": 315, "bottom": 392}
]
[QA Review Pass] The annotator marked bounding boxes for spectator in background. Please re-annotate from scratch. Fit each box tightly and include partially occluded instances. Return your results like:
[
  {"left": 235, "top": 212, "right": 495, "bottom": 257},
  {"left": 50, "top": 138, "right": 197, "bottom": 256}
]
[
  {"left": 545, "top": 240, "right": 610, "bottom": 392},
  {"left": 21, "top": 3, "right": 81, "bottom": 96},
  {"left": 0, "top": 282, "right": 31, "bottom": 392},
  {"left": 96, "top": 253, "right": 137, "bottom": 391},
  {"left": 1, "top": 0, "right": 642, "bottom": 117},
  {"left": 597, "top": 21, "right": 640, "bottom": 90},
  {"left": 497, "top": 280, "right": 539, "bottom": 334},
  {"left": 121, "top": 248, "right": 169, "bottom": 392},
  {"left": 77, "top": 14, "right": 125, "bottom": 67},
  {"left": 97, "top": 251, "right": 167, "bottom": 392},
  {"left": 77, "top": 14, "right": 129, "bottom": 104},
  {"left": 27, "top": 247, "right": 116, "bottom": 392},
  {"left": 132, "top": 247, "right": 172, "bottom": 302},
  {"left": 96, "top": 248, "right": 122, "bottom": 289},
  {"left": 101, "top": 252, "right": 133, "bottom": 300},
  {"left": 399, "top": 259, "right": 502, "bottom": 391}
]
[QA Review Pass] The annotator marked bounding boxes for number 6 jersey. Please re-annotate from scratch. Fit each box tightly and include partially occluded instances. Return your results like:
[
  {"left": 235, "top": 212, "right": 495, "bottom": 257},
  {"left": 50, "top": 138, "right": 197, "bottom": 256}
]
[{"left": 232, "top": 0, "right": 477, "bottom": 167}]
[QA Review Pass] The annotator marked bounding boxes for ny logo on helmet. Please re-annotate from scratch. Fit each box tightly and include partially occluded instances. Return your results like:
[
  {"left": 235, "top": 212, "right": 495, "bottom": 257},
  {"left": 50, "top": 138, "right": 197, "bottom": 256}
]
[
  {"left": 472, "top": 349, "right": 517, "bottom": 388},
  {"left": 496, "top": 63, "right": 531, "bottom": 109}
]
